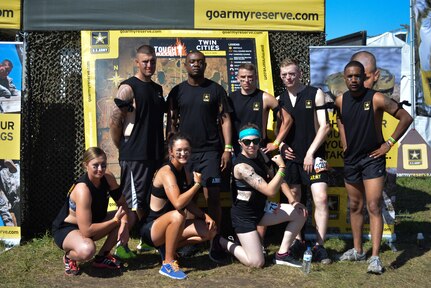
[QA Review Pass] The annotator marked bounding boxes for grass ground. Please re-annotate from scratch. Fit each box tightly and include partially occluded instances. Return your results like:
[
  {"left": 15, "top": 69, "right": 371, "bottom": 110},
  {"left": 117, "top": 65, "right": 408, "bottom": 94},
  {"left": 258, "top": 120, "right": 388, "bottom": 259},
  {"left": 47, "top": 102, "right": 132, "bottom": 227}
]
[{"left": 1, "top": 177, "right": 430, "bottom": 288}]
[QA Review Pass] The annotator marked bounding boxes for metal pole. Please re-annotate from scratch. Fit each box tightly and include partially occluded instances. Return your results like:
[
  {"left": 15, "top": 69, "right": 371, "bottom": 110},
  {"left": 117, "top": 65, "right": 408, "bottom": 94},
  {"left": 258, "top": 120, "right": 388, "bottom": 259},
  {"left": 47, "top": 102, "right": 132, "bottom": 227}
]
[{"left": 410, "top": 0, "right": 416, "bottom": 128}]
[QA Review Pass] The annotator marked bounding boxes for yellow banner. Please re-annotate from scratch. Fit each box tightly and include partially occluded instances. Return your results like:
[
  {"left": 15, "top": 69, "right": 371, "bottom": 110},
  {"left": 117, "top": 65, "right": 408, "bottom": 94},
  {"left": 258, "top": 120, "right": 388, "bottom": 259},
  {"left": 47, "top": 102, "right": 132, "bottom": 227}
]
[
  {"left": 195, "top": 0, "right": 324, "bottom": 31},
  {"left": 0, "top": 113, "right": 20, "bottom": 159},
  {"left": 0, "top": 0, "right": 20, "bottom": 29},
  {"left": 0, "top": 226, "right": 20, "bottom": 239}
]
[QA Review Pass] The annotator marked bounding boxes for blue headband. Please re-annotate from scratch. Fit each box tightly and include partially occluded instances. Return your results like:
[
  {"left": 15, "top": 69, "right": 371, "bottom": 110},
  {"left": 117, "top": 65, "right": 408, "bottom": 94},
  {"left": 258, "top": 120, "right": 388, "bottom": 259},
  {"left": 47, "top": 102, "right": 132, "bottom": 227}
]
[{"left": 239, "top": 128, "right": 261, "bottom": 140}]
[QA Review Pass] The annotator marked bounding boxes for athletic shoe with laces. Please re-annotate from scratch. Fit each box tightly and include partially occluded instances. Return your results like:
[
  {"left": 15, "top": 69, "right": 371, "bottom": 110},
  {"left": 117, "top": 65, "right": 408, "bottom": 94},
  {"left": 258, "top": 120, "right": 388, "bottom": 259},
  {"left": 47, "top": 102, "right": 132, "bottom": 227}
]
[
  {"left": 114, "top": 243, "right": 137, "bottom": 260},
  {"left": 63, "top": 254, "right": 80, "bottom": 276},
  {"left": 367, "top": 256, "right": 383, "bottom": 274},
  {"left": 209, "top": 234, "right": 231, "bottom": 264},
  {"left": 339, "top": 248, "right": 366, "bottom": 261},
  {"left": 93, "top": 253, "right": 121, "bottom": 269},
  {"left": 289, "top": 239, "right": 306, "bottom": 260},
  {"left": 159, "top": 260, "right": 187, "bottom": 280},
  {"left": 312, "top": 244, "right": 332, "bottom": 264},
  {"left": 273, "top": 251, "right": 302, "bottom": 268}
]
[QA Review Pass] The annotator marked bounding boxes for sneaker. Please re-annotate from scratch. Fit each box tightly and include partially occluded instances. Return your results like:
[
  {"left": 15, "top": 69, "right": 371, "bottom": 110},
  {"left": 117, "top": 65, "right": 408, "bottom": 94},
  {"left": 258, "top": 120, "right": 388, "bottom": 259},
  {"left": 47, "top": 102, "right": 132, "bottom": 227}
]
[
  {"left": 312, "top": 245, "right": 331, "bottom": 264},
  {"left": 367, "top": 256, "right": 383, "bottom": 274},
  {"left": 93, "top": 253, "right": 121, "bottom": 269},
  {"left": 137, "top": 239, "right": 155, "bottom": 252},
  {"left": 159, "top": 260, "right": 187, "bottom": 280},
  {"left": 177, "top": 244, "right": 201, "bottom": 258},
  {"left": 273, "top": 251, "right": 302, "bottom": 268},
  {"left": 339, "top": 248, "right": 366, "bottom": 261},
  {"left": 289, "top": 239, "right": 306, "bottom": 260},
  {"left": 63, "top": 254, "right": 80, "bottom": 276},
  {"left": 209, "top": 234, "right": 231, "bottom": 264},
  {"left": 114, "top": 243, "right": 137, "bottom": 260}
]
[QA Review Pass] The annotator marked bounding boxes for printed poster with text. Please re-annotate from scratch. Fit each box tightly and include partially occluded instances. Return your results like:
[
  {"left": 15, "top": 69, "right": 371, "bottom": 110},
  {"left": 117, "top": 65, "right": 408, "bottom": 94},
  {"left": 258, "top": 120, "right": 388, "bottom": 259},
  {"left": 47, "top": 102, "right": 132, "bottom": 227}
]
[
  {"left": 0, "top": 42, "right": 22, "bottom": 251},
  {"left": 81, "top": 30, "right": 273, "bottom": 207},
  {"left": 309, "top": 46, "right": 402, "bottom": 240}
]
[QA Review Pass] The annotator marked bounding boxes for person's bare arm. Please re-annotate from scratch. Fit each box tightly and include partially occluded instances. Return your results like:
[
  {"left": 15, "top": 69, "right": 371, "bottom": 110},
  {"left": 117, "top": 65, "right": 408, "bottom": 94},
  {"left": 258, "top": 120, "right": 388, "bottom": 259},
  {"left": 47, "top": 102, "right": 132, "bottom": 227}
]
[
  {"left": 303, "top": 89, "right": 331, "bottom": 173},
  {"left": 220, "top": 112, "right": 232, "bottom": 171},
  {"left": 262, "top": 93, "right": 293, "bottom": 153},
  {"left": 369, "top": 93, "right": 413, "bottom": 158},
  {"left": 109, "top": 85, "right": 134, "bottom": 149}
]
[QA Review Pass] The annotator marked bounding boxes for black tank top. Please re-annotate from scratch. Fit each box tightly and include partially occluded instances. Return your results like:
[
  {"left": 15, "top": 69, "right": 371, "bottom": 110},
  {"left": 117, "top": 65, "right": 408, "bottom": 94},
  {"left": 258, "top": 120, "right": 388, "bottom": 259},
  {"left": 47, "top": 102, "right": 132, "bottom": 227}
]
[
  {"left": 52, "top": 173, "right": 118, "bottom": 229},
  {"left": 168, "top": 79, "right": 230, "bottom": 152},
  {"left": 229, "top": 89, "right": 264, "bottom": 144},
  {"left": 118, "top": 77, "right": 166, "bottom": 161},
  {"left": 341, "top": 89, "right": 382, "bottom": 164},
  {"left": 231, "top": 154, "right": 268, "bottom": 218},
  {"left": 147, "top": 162, "right": 189, "bottom": 222},
  {"left": 279, "top": 86, "right": 326, "bottom": 163}
]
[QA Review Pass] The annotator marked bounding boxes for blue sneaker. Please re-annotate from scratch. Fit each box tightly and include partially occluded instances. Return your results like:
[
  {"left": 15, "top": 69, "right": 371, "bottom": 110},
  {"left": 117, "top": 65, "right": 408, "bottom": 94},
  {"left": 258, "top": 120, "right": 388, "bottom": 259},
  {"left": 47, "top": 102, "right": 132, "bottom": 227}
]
[{"left": 159, "top": 260, "right": 187, "bottom": 280}]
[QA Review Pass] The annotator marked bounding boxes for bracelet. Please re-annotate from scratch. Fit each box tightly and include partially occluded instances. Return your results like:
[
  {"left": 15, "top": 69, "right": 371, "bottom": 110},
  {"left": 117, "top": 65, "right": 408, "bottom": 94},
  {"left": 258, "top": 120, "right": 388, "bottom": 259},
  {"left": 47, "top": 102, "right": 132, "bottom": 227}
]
[
  {"left": 224, "top": 148, "right": 233, "bottom": 152},
  {"left": 385, "top": 141, "right": 392, "bottom": 148},
  {"left": 225, "top": 144, "right": 233, "bottom": 149},
  {"left": 273, "top": 139, "right": 280, "bottom": 148},
  {"left": 388, "top": 136, "right": 397, "bottom": 145},
  {"left": 277, "top": 170, "right": 286, "bottom": 178},
  {"left": 194, "top": 182, "right": 202, "bottom": 187},
  {"left": 278, "top": 166, "right": 286, "bottom": 169},
  {"left": 113, "top": 216, "right": 119, "bottom": 223}
]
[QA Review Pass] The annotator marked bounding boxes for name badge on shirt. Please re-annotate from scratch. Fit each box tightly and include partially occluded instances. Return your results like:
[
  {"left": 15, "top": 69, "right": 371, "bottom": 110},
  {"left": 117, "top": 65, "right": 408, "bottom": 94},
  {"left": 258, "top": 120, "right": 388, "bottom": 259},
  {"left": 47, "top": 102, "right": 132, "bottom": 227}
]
[
  {"left": 203, "top": 93, "right": 210, "bottom": 102},
  {"left": 364, "top": 101, "right": 371, "bottom": 110},
  {"left": 305, "top": 100, "right": 312, "bottom": 109},
  {"left": 237, "top": 190, "right": 252, "bottom": 201}
]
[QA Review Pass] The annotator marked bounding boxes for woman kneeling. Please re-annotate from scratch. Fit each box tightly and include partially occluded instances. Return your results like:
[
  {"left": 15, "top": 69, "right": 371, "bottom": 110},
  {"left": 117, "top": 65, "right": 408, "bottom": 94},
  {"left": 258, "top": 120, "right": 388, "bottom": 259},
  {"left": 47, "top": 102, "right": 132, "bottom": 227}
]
[{"left": 140, "top": 133, "right": 217, "bottom": 280}]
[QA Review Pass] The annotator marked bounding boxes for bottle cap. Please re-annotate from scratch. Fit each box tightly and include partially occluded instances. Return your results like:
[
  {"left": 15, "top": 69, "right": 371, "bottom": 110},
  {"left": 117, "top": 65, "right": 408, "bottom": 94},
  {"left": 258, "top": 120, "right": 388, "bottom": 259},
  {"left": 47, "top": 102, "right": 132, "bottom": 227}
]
[{"left": 417, "top": 233, "right": 424, "bottom": 240}]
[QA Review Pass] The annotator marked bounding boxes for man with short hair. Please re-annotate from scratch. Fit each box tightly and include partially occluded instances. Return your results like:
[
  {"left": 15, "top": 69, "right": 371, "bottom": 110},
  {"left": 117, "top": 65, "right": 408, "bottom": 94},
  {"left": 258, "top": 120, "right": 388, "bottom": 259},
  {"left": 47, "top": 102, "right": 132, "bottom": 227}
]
[
  {"left": 336, "top": 61, "right": 413, "bottom": 274},
  {"left": 278, "top": 58, "right": 332, "bottom": 264},
  {"left": 110, "top": 45, "right": 166, "bottom": 256},
  {"left": 167, "top": 51, "right": 232, "bottom": 261}
]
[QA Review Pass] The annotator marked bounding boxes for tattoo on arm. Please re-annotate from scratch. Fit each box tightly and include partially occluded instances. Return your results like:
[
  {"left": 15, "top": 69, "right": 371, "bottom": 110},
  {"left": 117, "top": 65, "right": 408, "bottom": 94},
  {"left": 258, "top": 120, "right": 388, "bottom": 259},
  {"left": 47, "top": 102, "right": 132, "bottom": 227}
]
[{"left": 237, "top": 164, "right": 264, "bottom": 190}]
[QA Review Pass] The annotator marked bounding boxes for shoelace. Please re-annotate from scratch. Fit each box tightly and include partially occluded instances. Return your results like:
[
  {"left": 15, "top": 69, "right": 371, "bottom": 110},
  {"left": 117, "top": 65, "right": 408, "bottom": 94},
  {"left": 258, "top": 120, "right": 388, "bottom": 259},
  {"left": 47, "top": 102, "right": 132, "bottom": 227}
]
[{"left": 170, "top": 260, "right": 180, "bottom": 272}]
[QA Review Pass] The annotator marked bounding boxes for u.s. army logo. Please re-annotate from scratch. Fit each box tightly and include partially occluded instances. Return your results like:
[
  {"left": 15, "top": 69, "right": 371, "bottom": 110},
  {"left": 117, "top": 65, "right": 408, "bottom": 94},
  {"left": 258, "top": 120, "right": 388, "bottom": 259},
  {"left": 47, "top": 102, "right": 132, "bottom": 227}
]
[
  {"left": 364, "top": 101, "right": 370, "bottom": 110},
  {"left": 305, "top": 100, "right": 312, "bottom": 109},
  {"left": 203, "top": 93, "right": 210, "bottom": 102},
  {"left": 253, "top": 102, "right": 260, "bottom": 111}
]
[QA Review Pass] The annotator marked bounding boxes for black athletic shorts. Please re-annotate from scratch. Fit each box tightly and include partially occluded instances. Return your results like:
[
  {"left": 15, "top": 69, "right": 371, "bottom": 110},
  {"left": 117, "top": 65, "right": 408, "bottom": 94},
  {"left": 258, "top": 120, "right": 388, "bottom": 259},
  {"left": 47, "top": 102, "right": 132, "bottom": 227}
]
[
  {"left": 120, "top": 160, "right": 161, "bottom": 213},
  {"left": 344, "top": 155, "right": 386, "bottom": 184},
  {"left": 52, "top": 222, "right": 79, "bottom": 249},
  {"left": 284, "top": 161, "right": 329, "bottom": 185},
  {"left": 186, "top": 151, "right": 221, "bottom": 188}
]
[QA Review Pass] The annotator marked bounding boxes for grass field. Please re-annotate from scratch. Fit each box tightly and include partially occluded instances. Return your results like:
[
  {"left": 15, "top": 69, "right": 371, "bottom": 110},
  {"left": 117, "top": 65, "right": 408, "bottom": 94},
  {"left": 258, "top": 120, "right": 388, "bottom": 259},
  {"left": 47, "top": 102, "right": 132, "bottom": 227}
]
[{"left": 0, "top": 177, "right": 430, "bottom": 288}]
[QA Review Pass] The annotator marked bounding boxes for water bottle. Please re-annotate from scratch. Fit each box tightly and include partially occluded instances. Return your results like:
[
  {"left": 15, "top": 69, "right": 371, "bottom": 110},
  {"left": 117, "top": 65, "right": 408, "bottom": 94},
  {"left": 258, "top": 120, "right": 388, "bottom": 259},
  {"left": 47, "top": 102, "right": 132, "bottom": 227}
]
[
  {"left": 302, "top": 246, "right": 312, "bottom": 274},
  {"left": 417, "top": 233, "right": 425, "bottom": 250}
]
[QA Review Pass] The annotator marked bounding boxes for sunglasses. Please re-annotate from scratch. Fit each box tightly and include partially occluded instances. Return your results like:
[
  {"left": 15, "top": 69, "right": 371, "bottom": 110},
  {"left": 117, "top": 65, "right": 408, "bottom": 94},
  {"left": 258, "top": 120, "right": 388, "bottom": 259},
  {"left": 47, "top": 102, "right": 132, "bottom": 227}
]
[{"left": 241, "top": 138, "right": 260, "bottom": 146}]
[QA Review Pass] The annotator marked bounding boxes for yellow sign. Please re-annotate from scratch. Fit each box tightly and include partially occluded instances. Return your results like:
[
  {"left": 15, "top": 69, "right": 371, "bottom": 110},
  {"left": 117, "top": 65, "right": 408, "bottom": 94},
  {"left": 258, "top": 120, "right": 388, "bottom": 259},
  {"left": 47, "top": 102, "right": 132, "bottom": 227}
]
[
  {"left": 0, "top": 113, "right": 20, "bottom": 159},
  {"left": 195, "top": 0, "right": 324, "bottom": 31},
  {"left": 0, "top": 0, "right": 20, "bottom": 29}
]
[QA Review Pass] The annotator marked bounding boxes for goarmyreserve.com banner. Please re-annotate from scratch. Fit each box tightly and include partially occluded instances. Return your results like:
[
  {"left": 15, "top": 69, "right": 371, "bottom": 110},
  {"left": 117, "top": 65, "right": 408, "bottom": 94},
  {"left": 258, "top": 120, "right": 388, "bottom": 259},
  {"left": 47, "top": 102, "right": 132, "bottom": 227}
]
[
  {"left": 195, "top": 0, "right": 324, "bottom": 31},
  {"left": 0, "top": 0, "right": 20, "bottom": 30}
]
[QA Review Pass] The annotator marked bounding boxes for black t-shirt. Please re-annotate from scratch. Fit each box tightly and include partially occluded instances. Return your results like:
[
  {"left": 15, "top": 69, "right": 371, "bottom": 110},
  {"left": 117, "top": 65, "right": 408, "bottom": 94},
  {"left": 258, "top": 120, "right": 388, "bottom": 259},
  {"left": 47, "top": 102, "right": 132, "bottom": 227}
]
[
  {"left": 228, "top": 89, "right": 264, "bottom": 144},
  {"left": 118, "top": 77, "right": 166, "bottom": 161},
  {"left": 279, "top": 86, "right": 326, "bottom": 163},
  {"left": 168, "top": 79, "right": 230, "bottom": 152},
  {"left": 341, "top": 89, "right": 382, "bottom": 165}
]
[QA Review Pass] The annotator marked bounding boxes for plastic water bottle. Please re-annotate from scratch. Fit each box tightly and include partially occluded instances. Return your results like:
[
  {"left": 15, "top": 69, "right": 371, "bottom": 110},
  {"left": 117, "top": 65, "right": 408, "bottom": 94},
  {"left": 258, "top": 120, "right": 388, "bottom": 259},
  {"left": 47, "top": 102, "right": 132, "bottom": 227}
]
[
  {"left": 302, "top": 246, "right": 312, "bottom": 274},
  {"left": 417, "top": 233, "right": 425, "bottom": 250}
]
